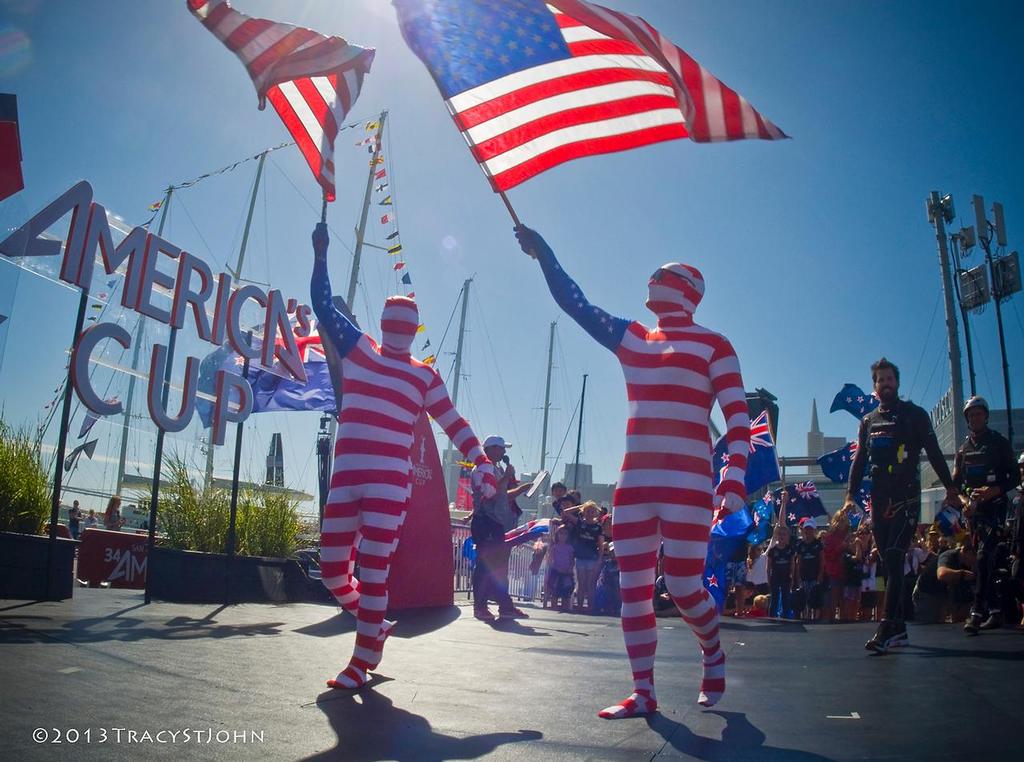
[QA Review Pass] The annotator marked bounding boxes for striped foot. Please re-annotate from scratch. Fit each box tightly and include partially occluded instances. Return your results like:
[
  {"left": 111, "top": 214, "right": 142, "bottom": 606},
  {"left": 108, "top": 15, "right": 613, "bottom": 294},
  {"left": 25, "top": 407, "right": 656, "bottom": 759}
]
[
  {"left": 697, "top": 650, "right": 726, "bottom": 707},
  {"left": 363, "top": 620, "right": 396, "bottom": 672},
  {"left": 598, "top": 690, "right": 657, "bottom": 719},
  {"left": 326, "top": 662, "right": 368, "bottom": 690}
]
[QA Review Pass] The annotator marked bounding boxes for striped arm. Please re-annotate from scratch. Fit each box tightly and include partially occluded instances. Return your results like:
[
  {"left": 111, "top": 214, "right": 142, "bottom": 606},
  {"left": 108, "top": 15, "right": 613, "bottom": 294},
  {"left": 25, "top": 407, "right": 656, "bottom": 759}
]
[
  {"left": 310, "top": 224, "right": 362, "bottom": 359},
  {"left": 520, "top": 227, "right": 630, "bottom": 352},
  {"left": 423, "top": 373, "right": 487, "bottom": 466},
  {"left": 709, "top": 336, "right": 749, "bottom": 511}
]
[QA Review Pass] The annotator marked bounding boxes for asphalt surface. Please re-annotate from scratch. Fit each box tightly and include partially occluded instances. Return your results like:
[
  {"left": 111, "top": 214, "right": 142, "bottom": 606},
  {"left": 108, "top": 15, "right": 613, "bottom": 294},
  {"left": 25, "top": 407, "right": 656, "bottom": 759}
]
[{"left": 1, "top": 589, "right": 1022, "bottom": 760}]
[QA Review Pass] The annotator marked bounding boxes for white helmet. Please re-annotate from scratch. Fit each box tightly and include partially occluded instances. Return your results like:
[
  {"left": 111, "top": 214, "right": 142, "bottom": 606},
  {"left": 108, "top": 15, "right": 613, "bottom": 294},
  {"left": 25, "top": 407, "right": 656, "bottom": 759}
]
[{"left": 963, "top": 396, "right": 989, "bottom": 418}]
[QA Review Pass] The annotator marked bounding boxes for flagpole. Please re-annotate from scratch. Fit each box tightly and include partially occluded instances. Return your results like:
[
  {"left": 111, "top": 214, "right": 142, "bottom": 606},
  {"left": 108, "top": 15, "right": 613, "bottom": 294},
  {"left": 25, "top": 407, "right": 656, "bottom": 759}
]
[
  {"left": 347, "top": 110, "right": 387, "bottom": 308},
  {"left": 497, "top": 190, "right": 522, "bottom": 227},
  {"left": 44, "top": 287, "right": 90, "bottom": 600}
]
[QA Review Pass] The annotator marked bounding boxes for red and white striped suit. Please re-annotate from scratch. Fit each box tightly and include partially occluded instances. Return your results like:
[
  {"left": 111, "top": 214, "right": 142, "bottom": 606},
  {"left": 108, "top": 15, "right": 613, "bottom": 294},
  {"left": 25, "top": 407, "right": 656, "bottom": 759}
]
[
  {"left": 311, "top": 224, "right": 494, "bottom": 689},
  {"left": 518, "top": 228, "right": 750, "bottom": 717}
]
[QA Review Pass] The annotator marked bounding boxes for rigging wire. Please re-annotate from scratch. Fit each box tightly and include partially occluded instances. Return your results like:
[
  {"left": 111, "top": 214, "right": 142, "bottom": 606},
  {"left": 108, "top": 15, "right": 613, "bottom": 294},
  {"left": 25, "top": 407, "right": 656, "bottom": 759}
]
[{"left": 907, "top": 291, "right": 942, "bottom": 400}]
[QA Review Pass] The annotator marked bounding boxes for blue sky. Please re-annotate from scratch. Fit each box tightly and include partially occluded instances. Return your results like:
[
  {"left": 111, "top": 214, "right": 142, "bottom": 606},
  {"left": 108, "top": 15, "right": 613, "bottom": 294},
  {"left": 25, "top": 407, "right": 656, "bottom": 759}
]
[{"left": 1, "top": 0, "right": 1022, "bottom": 512}]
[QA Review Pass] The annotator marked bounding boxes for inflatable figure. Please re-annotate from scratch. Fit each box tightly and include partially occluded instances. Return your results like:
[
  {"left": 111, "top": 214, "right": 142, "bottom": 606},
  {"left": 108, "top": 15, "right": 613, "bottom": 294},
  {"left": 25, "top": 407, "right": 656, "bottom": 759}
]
[
  {"left": 516, "top": 227, "right": 750, "bottom": 718},
  {"left": 311, "top": 223, "right": 496, "bottom": 689}
]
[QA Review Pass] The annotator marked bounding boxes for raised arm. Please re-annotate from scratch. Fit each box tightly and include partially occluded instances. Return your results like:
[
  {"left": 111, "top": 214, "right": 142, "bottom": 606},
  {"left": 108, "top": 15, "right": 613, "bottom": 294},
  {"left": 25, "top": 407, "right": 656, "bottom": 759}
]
[
  {"left": 310, "top": 223, "right": 362, "bottom": 359},
  {"left": 515, "top": 226, "right": 630, "bottom": 352},
  {"left": 423, "top": 371, "right": 496, "bottom": 496},
  {"left": 710, "top": 336, "right": 750, "bottom": 513}
]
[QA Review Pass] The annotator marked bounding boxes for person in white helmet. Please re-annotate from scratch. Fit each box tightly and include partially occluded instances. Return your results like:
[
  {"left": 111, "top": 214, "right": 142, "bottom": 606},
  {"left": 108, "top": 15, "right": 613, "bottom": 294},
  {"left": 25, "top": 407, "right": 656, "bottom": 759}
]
[{"left": 953, "top": 396, "right": 1018, "bottom": 633}]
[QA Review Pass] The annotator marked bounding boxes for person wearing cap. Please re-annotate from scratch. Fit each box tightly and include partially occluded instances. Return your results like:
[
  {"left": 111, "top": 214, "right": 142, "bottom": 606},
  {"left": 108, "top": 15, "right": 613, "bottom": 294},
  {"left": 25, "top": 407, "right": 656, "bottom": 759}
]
[
  {"left": 310, "top": 223, "right": 498, "bottom": 689},
  {"left": 516, "top": 226, "right": 751, "bottom": 718},
  {"left": 952, "top": 396, "right": 1018, "bottom": 633},
  {"left": 846, "top": 357, "right": 959, "bottom": 654},
  {"left": 793, "top": 519, "right": 824, "bottom": 620},
  {"left": 470, "top": 435, "right": 533, "bottom": 621}
]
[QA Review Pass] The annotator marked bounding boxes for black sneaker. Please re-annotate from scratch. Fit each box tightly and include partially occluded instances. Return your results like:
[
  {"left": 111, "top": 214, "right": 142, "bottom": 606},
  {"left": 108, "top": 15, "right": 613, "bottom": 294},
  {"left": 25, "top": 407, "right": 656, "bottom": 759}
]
[
  {"left": 865, "top": 620, "right": 898, "bottom": 654},
  {"left": 887, "top": 620, "right": 909, "bottom": 648},
  {"left": 964, "top": 612, "right": 982, "bottom": 635},
  {"left": 980, "top": 611, "right": 1003, "bottom": 630}
]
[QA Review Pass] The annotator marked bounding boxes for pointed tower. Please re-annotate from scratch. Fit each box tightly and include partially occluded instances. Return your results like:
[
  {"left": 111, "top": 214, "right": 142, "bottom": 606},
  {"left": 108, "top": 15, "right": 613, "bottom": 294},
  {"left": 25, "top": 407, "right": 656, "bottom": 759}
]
[{"left": 807, "top": 399, "right": 825, "bottom": 457}]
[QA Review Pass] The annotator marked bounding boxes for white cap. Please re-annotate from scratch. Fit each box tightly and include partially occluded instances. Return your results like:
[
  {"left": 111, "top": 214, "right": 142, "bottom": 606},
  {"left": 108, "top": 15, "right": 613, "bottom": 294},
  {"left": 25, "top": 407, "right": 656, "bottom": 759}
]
[{"left": 483, "top": 435, "right": 511, "bottom": 449}]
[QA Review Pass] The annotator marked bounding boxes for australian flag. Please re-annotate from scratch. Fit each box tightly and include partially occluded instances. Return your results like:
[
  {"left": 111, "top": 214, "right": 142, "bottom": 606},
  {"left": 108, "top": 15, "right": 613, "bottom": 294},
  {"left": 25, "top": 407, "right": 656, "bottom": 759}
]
[
  {"left": 830, "top": 383, "right": 879, "bottom": 420},
  {"left": 196, "top": 322, "right": 335, "bottom": 427},
  {"left": 817, "top": 441, "right": 858, "bottom": 483},
  {"left": 713, "top": 411, "right": 780, "bottom": 495},
  {"left": 747, "top": 493, "right": 774, "bottom": 545},
  {"left": 704, "top": 507, "right": 753, "bottom": 610},
  {"left": 773, "top": 482, "right": 828, "bottom": 527}
]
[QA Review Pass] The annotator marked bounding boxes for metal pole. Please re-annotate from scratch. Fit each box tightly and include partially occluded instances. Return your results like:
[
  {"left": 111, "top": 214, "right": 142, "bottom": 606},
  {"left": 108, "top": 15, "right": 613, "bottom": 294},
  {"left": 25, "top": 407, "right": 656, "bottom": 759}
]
[
  {"left": 986, "top": 249, "right": 1014, "bottom": 446},
  {"left": 928, "top": 191, "right": 966, "bottom": 447},
  {"left": 346, "top": 111, "right": 387, "bottom": 308},
  {"left": 45, "top": 288, "right": 89, "bottom": 600},
  {"left": 572, "top": 374, "right": 588, "bottom": 490},
  {"left": 539, "top": 321, "right": 555, "bottom": 472},
  {"left": 230, "top": 152, "right": 266, "bottom": 281},
  {"left": 224, "top": 333, "right": 252, "bottom": 604},
  {"left": 117, "top": 187, "right": 173, "bottom": 493},
  {"left": 949, "top": 236, "right": 978, "bottom": 396},
  {"left": 444, "top": 278, "right": 471, "bottom": 500}
]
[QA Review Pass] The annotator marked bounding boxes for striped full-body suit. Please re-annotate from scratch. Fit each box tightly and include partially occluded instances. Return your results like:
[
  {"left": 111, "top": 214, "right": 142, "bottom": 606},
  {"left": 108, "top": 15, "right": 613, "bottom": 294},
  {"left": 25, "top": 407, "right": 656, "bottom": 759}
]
[
  {"left": 311, "top": 223, "right": 495, "bottom": 689},
  {"left": 517, "top": 227, "right": 750, "bottom": 718}
]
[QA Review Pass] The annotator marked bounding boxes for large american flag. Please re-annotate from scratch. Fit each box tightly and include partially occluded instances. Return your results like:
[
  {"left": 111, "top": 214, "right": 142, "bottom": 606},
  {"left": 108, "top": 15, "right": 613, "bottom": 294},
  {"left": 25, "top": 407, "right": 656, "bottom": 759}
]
[
  {"left": 187, "top": 0, "right": 375, "bottom": 201},
  {"left": 395, "top": 0, "right": 786, "bottom": 192}
]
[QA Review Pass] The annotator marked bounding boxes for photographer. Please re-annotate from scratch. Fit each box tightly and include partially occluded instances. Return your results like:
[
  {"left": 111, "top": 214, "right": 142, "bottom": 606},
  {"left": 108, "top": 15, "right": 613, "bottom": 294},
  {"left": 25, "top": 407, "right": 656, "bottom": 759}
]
[
  {"left": 471, "top": 435, "right": 532, "bottom": 622},
  {"left": 913, "top": 539, "right": 976, "bottom": 624},
  {"left": 953, "top": 397, "right": 1018, "bottom": 633}
]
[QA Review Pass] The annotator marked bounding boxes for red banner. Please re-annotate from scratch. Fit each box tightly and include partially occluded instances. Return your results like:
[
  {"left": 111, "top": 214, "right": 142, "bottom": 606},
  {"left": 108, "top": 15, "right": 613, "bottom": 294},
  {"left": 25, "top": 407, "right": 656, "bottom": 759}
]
[{"left": 78, "top": 528, "right": 148, "bottom": 588}]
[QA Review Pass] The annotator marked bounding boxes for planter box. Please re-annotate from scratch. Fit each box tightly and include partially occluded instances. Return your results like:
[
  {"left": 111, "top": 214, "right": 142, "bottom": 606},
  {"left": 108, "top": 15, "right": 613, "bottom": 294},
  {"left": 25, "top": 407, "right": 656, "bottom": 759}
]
[
  {"left": 0, "top": 532, "right": 76, "bottom": 600},
  {"left": 148, "top": 546, "right": 321, "bottom": 604}
]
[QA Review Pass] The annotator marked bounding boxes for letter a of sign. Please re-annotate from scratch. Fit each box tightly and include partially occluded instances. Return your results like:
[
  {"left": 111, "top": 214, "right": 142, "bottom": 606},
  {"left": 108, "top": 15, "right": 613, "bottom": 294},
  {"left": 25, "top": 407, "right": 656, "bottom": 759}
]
[{"left": 0, "top": 181, "right": 94, "bottom": 268}]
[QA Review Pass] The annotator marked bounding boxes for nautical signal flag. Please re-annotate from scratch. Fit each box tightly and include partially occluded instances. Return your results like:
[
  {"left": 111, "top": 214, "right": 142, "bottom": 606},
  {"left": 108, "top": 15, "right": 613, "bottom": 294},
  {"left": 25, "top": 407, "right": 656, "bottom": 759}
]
[
  {"left": 423, "top": 355, "right": 436, "bottom": 365},
  {"left": 393, "top": 261, "right": 405, "bottom": 271},
  {"left": 406, "top": 291, "right": 415, "bottom": 299},
  {"left": 421, "top": 339, "right": 431, "bottom": 350},
  {"left": 370, "top": 155, "right": 384, "bottom": 167},
  {"left": 187, "top": 0, "right": 375, "bottom": 202},
  {"left": 401, "top": 272, "right": 412, "bottom": 285},
  {"left": 387, "top": 231, "right": 400, "bottom": 240},
  {"left": 379, "top": 195, "right": 392, "bottom": 206},
  {"left": 416, "top": 324, "right": 426, "bottom": 334},
  {"left": 387, "top": 244, "right": 402, "bottom": 255},
  {"left": 375, "top": 168, "right": 386, "bottom": 179},
  {"left": 381, "top": 214, "right": 392, "bottom": 224},
  {"left": 394, "top": 0, "right": 786, "bottom": 192},
  {"left": 375, "top": 183, "right": 388, "bottom": 192},
  {"left": 148, "top": 199, "right": 163, "bottom": 212},
  {"left": 366, "top": 120, "right": 380, "bottom": 131}
]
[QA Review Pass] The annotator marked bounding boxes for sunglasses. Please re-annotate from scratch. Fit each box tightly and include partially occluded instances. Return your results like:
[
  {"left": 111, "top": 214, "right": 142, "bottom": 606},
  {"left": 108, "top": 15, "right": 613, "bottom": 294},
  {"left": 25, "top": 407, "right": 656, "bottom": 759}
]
[{"left": 650, "top": 268, "right": 696, "bottom": 291}]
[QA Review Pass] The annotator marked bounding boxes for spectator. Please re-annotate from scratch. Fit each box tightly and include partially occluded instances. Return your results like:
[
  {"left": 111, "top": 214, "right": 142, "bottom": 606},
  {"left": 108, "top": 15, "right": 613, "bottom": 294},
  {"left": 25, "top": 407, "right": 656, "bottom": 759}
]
[
  {"left": 565, "top": 501, "right": 604, "bottom": 613},
  {"left": 103, "top": 496, "right": 124, "bottom": 531},
  {"left": 842, "top": 528, "right": 866, "bottom": 621},
  {"left": 913, "top": 540, "right": 977, "bottom": 623},
  {"left": 822, "top": 507, "right": 852, "bottom": 622},
  {"left": 767, "top": 525, "right": 796, "bottom": 618},
  {"left": 68, "top": 500, "right": 83, "bottom": 540},
  {"left": 903, "top": 536, "right": 930, "bottom": 621},
  {"left": 546, "top": 525, "right": 575, "bottom": 611},
  {"left": 549, "top": 482, "right": 568, "bottom": 516},
  {"left": 861, "top": 533, "right": 881, "bottom": 622},
  {"left": 726, "top": 543, "right": 749, "bottom": 617},
  {"left": 746, "top": 543, "right": 769, "bottom": 600},
  {"left": 794, "top": 520, "right": 824, "bottom": 620},
  {"left": 83, "top": 509, "right": 98, "bottom": 531},
  {"left": 594, "top": 541, "right": 621, "bottom": 616}
]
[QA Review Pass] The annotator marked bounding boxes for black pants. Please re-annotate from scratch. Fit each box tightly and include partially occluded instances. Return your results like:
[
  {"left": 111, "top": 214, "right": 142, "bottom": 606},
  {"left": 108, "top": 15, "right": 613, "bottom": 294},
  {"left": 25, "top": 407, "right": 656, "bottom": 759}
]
[
  {"left": 972, "top": 519, "right": 1003, "bottom": 615},
  {"left": 471, "top": 515, "right": 512, "bottom": 613},
  {"left": 769, "top": 578, "right": 791, "bottom": 618},
  {"left": 871, "top": 493, "right": 919, "bottom": 622}
]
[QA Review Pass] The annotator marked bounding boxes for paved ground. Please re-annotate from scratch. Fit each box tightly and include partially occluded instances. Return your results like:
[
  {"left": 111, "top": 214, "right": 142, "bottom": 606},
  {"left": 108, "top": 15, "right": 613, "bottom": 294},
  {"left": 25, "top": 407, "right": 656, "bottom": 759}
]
[{"left": 1, "top": 589, "right": 1022, "bottom": 760}]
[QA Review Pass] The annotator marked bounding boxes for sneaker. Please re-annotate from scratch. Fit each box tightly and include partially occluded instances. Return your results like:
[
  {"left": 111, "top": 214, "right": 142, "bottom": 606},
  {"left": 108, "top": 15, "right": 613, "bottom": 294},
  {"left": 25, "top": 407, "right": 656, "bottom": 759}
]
[
  {"left": 497, "top": 607, "right": 529, "bottom": 621},
  {"left": 964, "top": 612, "right": 982, "bottom": 636},
  {"left": 865, "top": 620, "right": 900, "bottom": 654},
  {"left": 887, "top": 621, "right": 909, "bottom": 648},
  {"left": 980, "top": 612, "right": 1003, "bottom": 630},
  {"left": 473, "top": 609, "right": 495, "bottom": 622}
]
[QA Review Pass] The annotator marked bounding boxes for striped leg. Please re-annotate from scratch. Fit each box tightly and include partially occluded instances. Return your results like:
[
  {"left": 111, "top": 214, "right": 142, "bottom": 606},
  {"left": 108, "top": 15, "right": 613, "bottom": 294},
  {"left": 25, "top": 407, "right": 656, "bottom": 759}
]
[
  {"left": 661, "top": 505, "right": 724, "bottom": 707},
  {"left": 598, "top": 504, "right": 660, "bottom": 719},
  {"left": 320, "top": 486, "right": 362, "bottom": 615}
]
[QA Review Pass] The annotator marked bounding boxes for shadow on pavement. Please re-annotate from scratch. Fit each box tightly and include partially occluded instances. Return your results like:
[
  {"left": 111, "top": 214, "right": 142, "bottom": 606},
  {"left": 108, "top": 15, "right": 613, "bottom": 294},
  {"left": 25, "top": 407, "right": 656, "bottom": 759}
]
[
  {"left": 901, "top": 643, "right": 1024, "bottom": 661},
  {"left": 305, "top": 687, "right": 542, "bottom": 761},
  {"left": 294, "top": 605, "right": 461, "bottom": 640},
  {"left": 647, "top": 710, "right": 835, "bottom": 761}
]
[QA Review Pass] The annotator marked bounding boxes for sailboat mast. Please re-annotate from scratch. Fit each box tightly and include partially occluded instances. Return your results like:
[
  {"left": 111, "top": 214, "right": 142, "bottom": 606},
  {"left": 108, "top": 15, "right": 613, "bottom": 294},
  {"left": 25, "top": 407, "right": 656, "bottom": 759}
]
[
  {"left": 539, "top": 321, "right": 555, "bottom": 472},
  {"left": 572, "top": 373, "right": 588, "bottom": 490},
  {"left": 116, "top": 186, "right": 173, "bottom": 494},
  {"left": 346, "top": 111, "right": 387, "bottom": 308},
  {"left": 443, "top": 278, "right": 472, "bottom": 501}
]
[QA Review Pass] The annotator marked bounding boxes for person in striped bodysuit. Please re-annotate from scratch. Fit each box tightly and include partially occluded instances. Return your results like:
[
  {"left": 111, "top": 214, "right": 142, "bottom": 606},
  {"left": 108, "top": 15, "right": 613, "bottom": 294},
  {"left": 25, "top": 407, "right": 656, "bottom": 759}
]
[
  {"left": 516, "top": 226, "right": 750, "bottom": 719},
  {"left": 310, "top": 223, "right": 497, "bottom": 689}
]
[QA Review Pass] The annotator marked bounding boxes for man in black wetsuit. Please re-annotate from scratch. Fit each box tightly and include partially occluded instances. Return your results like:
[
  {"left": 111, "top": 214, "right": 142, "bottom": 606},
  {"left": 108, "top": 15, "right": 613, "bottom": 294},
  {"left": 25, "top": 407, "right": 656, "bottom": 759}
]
[
  {"left": 846, "top": 357, "right": 959, "bottom": 653},
  {"left": 953, "top": 396, "right": 1018, "bottom": 633}
]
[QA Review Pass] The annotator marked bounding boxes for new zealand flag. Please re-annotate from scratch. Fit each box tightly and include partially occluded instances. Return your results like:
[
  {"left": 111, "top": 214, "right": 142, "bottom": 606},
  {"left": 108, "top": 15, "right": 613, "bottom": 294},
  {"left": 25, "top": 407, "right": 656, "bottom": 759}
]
[
  {"left": 773, "top": 482, "right": 828, "bottom": 527},
  {"left": 817, "top": 441, "right": 858, "bottom": 483},
  {"left": 704, "top": 507, "right": 753, "bottom": 610},
  {"left": 747, "top": 493, "right": 774, "bottom": 545},
  {"left": 829, "top": 383, "right": 879, "bottom": 420},
  {"left": 713, "top": 411, "right": 780, "bottom": 495}
]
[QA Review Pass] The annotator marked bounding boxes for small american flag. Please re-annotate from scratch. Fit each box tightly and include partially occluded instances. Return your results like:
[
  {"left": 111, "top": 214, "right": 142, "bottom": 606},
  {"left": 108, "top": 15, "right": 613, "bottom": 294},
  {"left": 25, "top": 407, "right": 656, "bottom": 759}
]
[
  {"left": 187, "top": 0, "right": 375, "bottom": 201},
  {"left": 395, "top": 0, "right": 785, "bottom": 192}
]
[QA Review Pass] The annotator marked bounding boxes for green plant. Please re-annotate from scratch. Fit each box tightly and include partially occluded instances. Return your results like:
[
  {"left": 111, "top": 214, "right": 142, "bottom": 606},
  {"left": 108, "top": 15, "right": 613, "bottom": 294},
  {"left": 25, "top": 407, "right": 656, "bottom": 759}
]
[
  {"left": 0, "top": 421, "right": 51, "bottom": 534},
  {"left": 155, "top": 455, "right": 302, "bottom": 558}
]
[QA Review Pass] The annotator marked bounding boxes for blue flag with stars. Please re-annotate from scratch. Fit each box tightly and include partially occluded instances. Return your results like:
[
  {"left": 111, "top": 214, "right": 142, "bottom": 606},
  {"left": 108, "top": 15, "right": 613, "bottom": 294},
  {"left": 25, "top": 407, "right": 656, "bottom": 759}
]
[
  {"left": 817, "top": 441, "right": 858, "bottom": 483},
  {"left": 829, "top": 383, "right": 879, "bottom": 420},
  {"left": 713, "top": 411, "right": 780, "bottom": 495},
  {"left": 703, "top": 507, "right": 753, "bottom": 610},
  {"left": 774, "top": 482, "right": 828, "bottom": 527},
  {"left": 747, "top": 494, "right": 774, "bottom": 545}
]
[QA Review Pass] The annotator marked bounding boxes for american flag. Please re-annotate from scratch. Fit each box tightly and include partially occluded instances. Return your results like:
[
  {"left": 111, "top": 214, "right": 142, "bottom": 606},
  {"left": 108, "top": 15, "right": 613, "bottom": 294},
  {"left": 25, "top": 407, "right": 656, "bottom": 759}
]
[
  {"left": 187, "top": 0, "right": 375, "bottom": 201},
  {"left": 395, "top": 0, "right": 786, "bottom": 192}
]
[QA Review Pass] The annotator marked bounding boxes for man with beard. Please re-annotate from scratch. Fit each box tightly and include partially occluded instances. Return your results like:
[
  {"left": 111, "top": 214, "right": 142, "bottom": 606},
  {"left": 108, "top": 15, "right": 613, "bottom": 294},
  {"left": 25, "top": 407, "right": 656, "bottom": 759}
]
[{"left": 846, "top": 357, "right": 959, "bottom": 653}]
